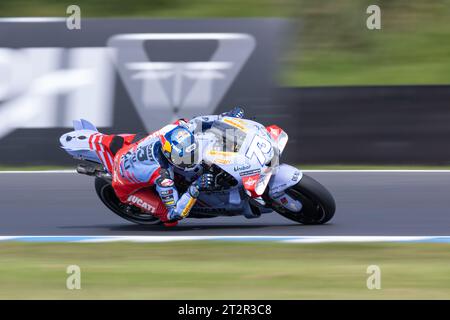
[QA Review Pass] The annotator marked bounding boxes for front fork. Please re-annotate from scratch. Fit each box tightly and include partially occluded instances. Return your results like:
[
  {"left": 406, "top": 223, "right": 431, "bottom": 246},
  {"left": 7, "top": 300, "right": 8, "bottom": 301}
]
[
  {"left": 266, "top": 164, "right": 304, "bottom": 212},
  {"left": 270, "top": 191, "right": 302, "bottom": 212}
]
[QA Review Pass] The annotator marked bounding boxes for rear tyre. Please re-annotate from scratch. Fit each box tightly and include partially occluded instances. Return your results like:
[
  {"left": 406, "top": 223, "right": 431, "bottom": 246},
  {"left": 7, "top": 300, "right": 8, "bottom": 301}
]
[
  {"left": 269, "top": 174, "right": 335, "bottom": 225},
  {"left": 94, "top": 177, "right": 161, "bottom": 225}
]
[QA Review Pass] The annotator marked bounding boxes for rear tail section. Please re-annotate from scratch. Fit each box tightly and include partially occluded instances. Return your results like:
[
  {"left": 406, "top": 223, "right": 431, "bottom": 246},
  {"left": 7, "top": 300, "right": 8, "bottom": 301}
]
[
  {"left": 87, "top": 132, "right": 115, "bottom": 173},
  {"left": 73, "top": 119, "right": 98, "bottom": 132},
  {"left": 59, "top": 119, "right": 115, "bottom": 173}
]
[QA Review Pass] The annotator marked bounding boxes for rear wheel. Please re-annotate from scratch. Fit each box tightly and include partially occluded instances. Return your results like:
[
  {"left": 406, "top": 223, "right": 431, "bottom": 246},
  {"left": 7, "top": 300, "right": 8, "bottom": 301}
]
[
  {"left": 269, "top": 174, "right": 336, "bottom": 224},
  {"left": 94, "top": 177, "right": 161, "bottom": 225}
]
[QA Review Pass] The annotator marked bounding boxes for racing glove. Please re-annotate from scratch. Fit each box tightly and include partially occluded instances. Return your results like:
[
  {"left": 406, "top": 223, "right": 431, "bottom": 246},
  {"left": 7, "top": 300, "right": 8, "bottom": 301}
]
[
  {"left": 156, "top": 179, "right": 199, "bottom": 221},
  {"left": 195, "top": 173, "right": 214, "bottom": 191},
  {"left": 222, "top": 107, "right": 244, "bottom": 119}
]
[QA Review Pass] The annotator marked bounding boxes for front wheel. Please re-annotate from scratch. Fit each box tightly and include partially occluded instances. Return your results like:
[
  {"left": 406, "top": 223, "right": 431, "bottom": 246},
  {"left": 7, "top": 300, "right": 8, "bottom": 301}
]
[
  {"left": 94, "top": 177, "right": 162, "bottom": 225},
  {"left": 269, "top": 174, "right": 336, "bottom": 225}
]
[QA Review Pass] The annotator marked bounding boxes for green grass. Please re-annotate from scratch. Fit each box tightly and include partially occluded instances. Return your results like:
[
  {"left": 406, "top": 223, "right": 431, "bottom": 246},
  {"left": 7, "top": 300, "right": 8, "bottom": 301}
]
[
  {"left": 0, "top": 0, "right": 449, "bottom": 86},
  {"left": 1, "top": 242, "right": 450, "bottom": 299},
  {"left": 282, "top": 1, "right": 450, "bottom": 86}
]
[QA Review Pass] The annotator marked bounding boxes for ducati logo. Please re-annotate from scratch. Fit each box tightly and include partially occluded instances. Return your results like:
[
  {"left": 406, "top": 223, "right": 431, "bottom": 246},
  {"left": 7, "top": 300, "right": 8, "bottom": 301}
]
[
  {"left": 108, "top": 33, "right": 256, "bottom": 132},
  {"left": 127, "top": 195, "right": 155, "bottom": 212}
]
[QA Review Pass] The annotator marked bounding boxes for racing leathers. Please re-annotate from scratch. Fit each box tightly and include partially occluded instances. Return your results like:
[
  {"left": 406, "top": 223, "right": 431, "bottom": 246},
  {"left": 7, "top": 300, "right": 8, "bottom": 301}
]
[
  {"left": 111, "top": 123, "right": 204, "bottom": 225},
  {"left": 111, "top": 107, "right": 244, "bottom": 225}
]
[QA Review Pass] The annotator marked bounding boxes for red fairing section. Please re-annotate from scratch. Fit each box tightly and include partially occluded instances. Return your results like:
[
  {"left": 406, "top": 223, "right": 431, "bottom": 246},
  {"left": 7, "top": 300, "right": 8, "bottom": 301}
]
[
  {"left": 242, "top": 173, "right": 260, "bottom": 198},
  {"left": 88, "top": 133, "right": 115, "bottom": 173},
  {"left": 87, "top": 133, "right": 140, "bottom": 173},
  {"left": 102, "top": 124, "right": 187, "bottom": 226},
  {"left": 109, "top": 134, "right": 171, "bottom": 223},
  {"left": 124, "top": 187, "right": 170, "bottom": 222},
  {"left": 266, "top": 125, "right": 283, "bottom": 141},
  {"left": 111, "top": 142, "right": 161, "bottom": 201},
  {"left": 266, "top": 124, "right": 288, "bottom": 153}
]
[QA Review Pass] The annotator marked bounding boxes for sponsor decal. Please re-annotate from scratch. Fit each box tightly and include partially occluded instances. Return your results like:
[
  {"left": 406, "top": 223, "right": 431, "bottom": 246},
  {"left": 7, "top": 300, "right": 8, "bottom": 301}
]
[
  {"left": 136, "top": 146, "right": 148, "bottom": 162},
  {"left": 223, "top": 118, "right": 247, "bottom": 131},
  {"left": 243, "top": 174, "right": 259, "bottom": 188},
  {"left": 234, "top": 164, "right": 251, "bottom": 172},
  {"left": 215, "top": 158, "right": 232, "bottom": 165},
  {"left": 122, "top": 141, "right": 157, "bottom": 170},
  {"left": 292, "top": 171, "right": 300, "bottom": 182},
  {"left": 126, "top": 195, "right": 155, "bottom": 212},
  {"left": 145, "top": 143, "right": 156, "bottom": 162},
  {"left": 160, "top": 178, "right": 174, "bottom": 187},
  {"left": 121, "top": 151, "right": 133, "bottom": 170},
  {"left": 208, "top": 150, "right": 236, "bottom": 156},
  {"left": 160, "top": 189, "right": 173, "bottom": 196},
  {"left": 208, "top": 150, "right": 236, "bottom": 165},
  {"left": 239, "top": 168, "right": 261, "bottom": 177},
  {"left": 271, "top": 183, "right": 287, "bottom": 195},
  {"left": 245, "top": 135, "right": 273, "bottom": 166}
]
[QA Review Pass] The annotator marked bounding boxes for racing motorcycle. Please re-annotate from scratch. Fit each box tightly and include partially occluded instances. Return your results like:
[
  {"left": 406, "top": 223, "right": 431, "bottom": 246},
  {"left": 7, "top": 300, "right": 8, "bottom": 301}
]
[{"left": 59, "top": 117, "right": 335, "bottom": 225}]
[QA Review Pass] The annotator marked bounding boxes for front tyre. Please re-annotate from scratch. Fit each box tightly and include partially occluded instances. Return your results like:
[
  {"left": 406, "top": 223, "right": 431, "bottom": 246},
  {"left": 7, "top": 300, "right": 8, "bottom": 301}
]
[
  {"left": 269, "top": 174, "right": 336, "bottom": 225},
  {"left": 94, "top": 177, "right": 161, "bottom": 225}
]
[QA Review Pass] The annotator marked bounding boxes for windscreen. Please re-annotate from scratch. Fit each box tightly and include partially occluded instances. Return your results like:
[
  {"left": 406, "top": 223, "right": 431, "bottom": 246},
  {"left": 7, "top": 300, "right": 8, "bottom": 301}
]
[{"left": 208, "top": 120, "right": 247, "bottom": 153}]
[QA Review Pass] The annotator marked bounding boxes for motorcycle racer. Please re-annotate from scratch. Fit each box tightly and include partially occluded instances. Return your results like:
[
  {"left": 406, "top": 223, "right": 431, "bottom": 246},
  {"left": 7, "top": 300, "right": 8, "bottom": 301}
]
[
  {"left": 110, "top": 107, "right": 245, "bottom": 226},
  {"left": 60, "top": 106, "right": 336, "bottom": 227}
]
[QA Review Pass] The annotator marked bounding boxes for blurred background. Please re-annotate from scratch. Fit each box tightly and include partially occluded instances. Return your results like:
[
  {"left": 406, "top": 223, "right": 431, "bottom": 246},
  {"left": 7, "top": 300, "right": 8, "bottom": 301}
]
[
  {"left": 1, "top": 2, "right": 450, "bottom": 301},
  {"left": 1, "top": 0, "right": 450, "bottom": 167},
  {"left": 3, "top": 0, "right": 450, "bottom": 86}
]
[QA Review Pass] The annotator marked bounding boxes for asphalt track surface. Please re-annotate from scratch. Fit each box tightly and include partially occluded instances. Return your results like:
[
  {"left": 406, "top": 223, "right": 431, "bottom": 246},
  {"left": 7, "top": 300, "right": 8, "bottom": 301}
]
[{"left": 1, "top": 171, "right": 450, "bottom": 236}]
